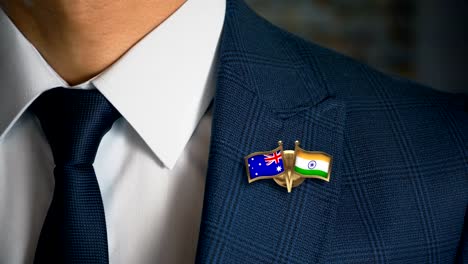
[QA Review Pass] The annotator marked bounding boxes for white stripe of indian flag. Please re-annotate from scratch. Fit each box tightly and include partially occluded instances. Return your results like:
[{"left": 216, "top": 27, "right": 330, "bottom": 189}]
[{"left": 294, "top": 151, "right": 331, "bottom": 179}]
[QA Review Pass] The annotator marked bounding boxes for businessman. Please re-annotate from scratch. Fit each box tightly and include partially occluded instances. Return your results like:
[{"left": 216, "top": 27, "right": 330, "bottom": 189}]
[{"left": 0, "top": 0, "right": 466, "bottom": 263}]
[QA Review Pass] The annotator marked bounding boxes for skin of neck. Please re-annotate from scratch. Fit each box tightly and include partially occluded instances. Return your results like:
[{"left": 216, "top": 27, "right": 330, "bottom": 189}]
[{"left": 1, "top": 0, "right": 186, "bottom": 85}]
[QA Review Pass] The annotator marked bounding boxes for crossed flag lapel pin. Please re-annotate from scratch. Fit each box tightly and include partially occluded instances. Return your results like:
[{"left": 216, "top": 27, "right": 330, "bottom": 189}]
[{"left": 244, "top": 141, "right": 332, "bottom": 192}]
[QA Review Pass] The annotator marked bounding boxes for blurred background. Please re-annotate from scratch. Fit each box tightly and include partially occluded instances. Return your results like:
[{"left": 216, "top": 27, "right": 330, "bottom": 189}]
[{"left": 246, "top": 0, "right": 468, "bottom": 93}]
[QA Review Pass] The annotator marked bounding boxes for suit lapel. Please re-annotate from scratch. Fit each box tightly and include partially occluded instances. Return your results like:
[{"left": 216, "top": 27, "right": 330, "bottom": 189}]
[{"left": 197, "top": 0, "right": 348, "bottom": 262}]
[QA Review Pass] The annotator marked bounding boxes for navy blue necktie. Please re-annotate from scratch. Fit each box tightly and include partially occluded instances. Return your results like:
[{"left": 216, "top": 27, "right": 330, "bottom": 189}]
[{"left": 31, "top": 88, "right": 121, "bottom": 263}]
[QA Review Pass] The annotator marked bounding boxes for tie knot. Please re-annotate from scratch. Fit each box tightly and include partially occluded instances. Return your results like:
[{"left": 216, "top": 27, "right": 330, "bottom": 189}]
[{"left": 31, "top": 88, "right": 121, "bottom": 165}]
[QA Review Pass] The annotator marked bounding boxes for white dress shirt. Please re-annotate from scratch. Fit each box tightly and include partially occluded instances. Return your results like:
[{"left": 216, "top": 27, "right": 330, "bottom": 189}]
[{"left": 0, "top": 0, "right": 225, "bottom": 263}]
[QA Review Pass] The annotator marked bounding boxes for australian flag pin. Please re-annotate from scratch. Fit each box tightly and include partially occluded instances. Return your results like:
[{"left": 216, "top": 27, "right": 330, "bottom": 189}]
[{"left": 244, "top": 141, "right": 333, "bottom": 193}]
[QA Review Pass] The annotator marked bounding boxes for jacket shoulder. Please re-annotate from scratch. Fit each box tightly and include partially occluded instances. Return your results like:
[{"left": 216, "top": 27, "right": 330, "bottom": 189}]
[
  {"left": 259, "top": 18, "right": 468, "bottom": 141},
  {"left": 227, "top": 1, "right": 467, "bottom": 114},
  {"left": 284, "top": 30, "right": 459, "bottom": 100}
]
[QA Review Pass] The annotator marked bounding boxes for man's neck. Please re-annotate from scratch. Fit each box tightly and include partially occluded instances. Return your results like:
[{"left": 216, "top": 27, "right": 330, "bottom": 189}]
[{"left": 1, "top": 0, "right": 186, "bottom": 85}]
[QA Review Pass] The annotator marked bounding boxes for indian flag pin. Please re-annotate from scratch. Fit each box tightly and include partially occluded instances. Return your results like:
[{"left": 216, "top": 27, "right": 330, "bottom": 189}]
[{"left": 293, "top": 140, "right": 332, "bottom": 182}]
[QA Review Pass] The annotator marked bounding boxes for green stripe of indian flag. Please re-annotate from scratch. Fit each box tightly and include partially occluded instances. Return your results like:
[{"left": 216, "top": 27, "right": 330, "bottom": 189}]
[{"left": 294, "top": 153, "right": 330, "bottom": 178}]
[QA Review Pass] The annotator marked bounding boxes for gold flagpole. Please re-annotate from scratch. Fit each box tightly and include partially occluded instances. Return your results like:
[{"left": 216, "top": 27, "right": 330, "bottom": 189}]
[{"left": 286, "top": 169, "right": 293, "bottom": 193}]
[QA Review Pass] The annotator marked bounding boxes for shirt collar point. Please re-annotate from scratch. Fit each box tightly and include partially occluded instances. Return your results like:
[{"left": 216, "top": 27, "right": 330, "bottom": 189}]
[{"left": 144, "top": 137, "right": 186, "bottom": 170}]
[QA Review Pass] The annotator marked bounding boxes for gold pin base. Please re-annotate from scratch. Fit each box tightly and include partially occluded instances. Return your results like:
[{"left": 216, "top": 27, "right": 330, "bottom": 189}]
[{"left": 273, "top": 150, "right": 305, "bottom": 192}]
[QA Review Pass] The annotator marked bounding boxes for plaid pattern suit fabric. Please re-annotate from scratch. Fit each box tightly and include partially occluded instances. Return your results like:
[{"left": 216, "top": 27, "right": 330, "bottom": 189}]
[{"left": 196, "top": 0, "right": 468, "bottom": 263}]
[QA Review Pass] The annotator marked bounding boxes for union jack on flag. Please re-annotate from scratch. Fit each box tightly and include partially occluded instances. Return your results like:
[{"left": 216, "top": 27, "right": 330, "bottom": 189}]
[{"left": 264, "top": 150, "right": 282, "bottom": 166}]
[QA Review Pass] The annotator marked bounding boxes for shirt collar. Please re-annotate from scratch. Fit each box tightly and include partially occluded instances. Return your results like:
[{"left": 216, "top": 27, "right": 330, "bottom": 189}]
[{"left": 0, "top": 0, "right": 226, "bottom": 169}]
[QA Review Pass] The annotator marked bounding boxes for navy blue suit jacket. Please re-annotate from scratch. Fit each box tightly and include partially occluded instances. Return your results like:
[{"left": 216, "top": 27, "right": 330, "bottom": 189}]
[{"left": 196, "top": 1, "right": 467, "bottom": 263}]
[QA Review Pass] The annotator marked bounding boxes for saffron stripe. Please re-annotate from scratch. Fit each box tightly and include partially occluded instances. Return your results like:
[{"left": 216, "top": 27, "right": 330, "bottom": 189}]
[{"left": 295, "top": 149, "right": 331, "bottom": 163}]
